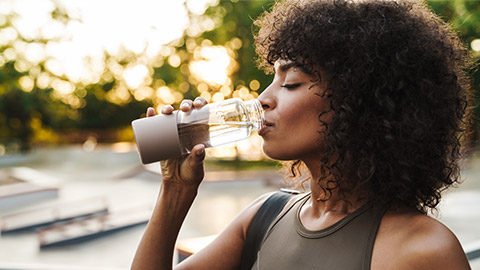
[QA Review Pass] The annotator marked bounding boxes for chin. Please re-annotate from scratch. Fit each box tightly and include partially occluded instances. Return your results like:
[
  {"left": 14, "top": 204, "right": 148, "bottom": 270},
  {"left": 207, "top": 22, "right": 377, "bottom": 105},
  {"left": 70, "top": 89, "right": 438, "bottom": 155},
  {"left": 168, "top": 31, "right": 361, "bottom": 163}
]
[
  {"left": 262, "top": 145, "right": 298, "bottom": 161},
  {"left": 262, "top": 141, "right": 322, "bottom": 162}
]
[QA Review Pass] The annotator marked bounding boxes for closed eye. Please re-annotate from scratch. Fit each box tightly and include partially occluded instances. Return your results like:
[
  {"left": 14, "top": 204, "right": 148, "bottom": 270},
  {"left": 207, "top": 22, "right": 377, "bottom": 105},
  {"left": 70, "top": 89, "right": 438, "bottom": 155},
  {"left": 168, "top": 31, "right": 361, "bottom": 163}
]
[{"left": 280, "top": 83, "right": 301, "bottom": 90}]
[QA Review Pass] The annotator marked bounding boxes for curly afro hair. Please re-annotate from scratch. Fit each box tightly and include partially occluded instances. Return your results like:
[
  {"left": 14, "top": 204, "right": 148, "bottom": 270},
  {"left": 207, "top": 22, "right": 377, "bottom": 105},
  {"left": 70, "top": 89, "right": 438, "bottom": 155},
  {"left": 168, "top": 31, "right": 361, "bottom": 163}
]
[{"left": 254, "top": 0, "right": 473, "bottom": 213}]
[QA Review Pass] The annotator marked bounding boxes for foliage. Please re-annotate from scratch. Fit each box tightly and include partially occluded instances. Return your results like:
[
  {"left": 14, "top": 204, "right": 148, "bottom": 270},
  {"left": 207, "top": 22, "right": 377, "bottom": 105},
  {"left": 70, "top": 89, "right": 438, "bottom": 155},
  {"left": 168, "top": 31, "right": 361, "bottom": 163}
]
[
  {"left": 428, "top": 0, "right": 480, "bottom": 142},
  {"left": 0, "top": 0, "right": 479, "bottom": 154},
  {"left": 0, "top": 7, "right": 152, "bottom": 151}
]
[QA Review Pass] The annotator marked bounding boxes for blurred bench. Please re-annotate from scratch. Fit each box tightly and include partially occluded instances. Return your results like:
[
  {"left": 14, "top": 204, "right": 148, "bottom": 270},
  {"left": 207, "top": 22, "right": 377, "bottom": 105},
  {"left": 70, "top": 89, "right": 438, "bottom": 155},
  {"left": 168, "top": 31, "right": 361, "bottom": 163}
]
[{"left": 466, "top": 240, "right": 480, "bottom": 261}]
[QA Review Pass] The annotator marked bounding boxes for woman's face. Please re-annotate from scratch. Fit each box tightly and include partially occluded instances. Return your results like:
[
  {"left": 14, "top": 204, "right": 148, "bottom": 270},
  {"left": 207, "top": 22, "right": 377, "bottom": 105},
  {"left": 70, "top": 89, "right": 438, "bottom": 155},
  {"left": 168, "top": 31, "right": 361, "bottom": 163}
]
[{"left": 258, "top": 59, "right": 332, "bottom": 162}]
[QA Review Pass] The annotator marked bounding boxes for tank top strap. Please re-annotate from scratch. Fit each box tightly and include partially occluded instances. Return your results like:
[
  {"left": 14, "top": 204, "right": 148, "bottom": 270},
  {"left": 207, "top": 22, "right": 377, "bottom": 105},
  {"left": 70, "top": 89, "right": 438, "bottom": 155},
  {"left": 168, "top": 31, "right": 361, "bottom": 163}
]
[
  {"left": 261, "top": 192, "right": 310, "bottom": 245},
  {"left": 362, "top": 204, "right": 389, "bottom": 269}
]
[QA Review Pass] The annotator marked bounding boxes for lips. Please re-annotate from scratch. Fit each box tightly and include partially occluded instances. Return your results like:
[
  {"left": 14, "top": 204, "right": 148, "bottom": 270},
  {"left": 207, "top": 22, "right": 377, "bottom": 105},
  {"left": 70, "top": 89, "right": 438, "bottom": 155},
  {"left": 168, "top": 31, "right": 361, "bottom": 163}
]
[{"left": 258, "top": 120, "right": 274, "bottom": 136}]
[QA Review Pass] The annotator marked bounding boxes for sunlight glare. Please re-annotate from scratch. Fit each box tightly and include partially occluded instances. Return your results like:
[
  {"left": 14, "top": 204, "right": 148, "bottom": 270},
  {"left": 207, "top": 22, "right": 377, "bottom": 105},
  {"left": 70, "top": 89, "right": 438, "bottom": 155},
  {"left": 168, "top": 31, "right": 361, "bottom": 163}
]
[
  {"left": 106, "top": 85, "right": 131, "bottom": 105},
  {"left": 168, "top": 54, "right": 181, "bottom": 68},
  {"left": 37, "top": 72, "right": 51, "bottom": 89},
  {"left": 45, "top": 58, "right": 64, "bottom": 77},
  {"left": 189, "top": 46, "right": 232, "bottom": 86},
  {"left": 2, "top": 48, "right": 16, "bottom": 61},
  {"left": 11, "top": 0, "right": 55, "bottom": 40},
  {"left": 66, "top": 0, "right": 189, "bottom": 52},
  {"left": 200, "top": 91, "right": 212, "bottom": 101},
  {"left": 212, "top": 92, "right": 224, "bottom": 102},
  {"left": 123, "top": 65, "right": 149, "bottom": 89},
  {"left": 472, "top": 39, "right": 480, "bottom": 52},
  {"left": 156, "top": 86, "right": 176, "bottom": 104},
  {"left": 41, "top": 20, "right": 66, "bottom": 40},
  {"left": 19, "top": 76, "right": 34, "bottom": 92},
  {"left": 24, "top": 43, "right": 46, "bottom": 64},
  {"left": 249, "top": 80, "right": 260, "bottom": 91},
  {"left": 186, "top": 0, "right": 219, "bottom": 15},
  {"left": 111, "top": 142, "right": 135, "bottom": 153},
  {"left": 14, "top": 60, "right": 30, "bottom": 73},
  {"left": 206, "top": 135, "right": 266, "bottom": 160},
  {"left": 51, "top": 78, "right": 75, "bottom": 95},
  {"left": 133, "top": 86, "right": 154, "bottom": 102},
  {"left": 0, "top": 27, "right": 18, "bottom": 46},
  {"left": 1, "top": 0, "right": 205, "bottom": 87}
]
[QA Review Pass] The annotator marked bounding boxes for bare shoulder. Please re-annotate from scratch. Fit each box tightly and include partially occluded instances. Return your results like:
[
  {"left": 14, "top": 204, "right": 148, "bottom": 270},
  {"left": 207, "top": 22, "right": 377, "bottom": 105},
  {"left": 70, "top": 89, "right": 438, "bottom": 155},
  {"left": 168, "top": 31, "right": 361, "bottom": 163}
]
[
  {"left": 372, "top": 209, "right": 470, "bottom": 270},
  {"left": 175, "top": 191, "right": 303, "bottom": 270}
]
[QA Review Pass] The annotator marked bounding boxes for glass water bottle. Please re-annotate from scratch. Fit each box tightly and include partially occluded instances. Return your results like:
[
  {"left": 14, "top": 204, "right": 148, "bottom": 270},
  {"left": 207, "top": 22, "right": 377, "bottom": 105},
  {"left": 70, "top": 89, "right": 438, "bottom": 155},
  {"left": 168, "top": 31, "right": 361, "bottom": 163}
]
[{"left": 132, "top": 98, "right": 264, "bottom": 164}]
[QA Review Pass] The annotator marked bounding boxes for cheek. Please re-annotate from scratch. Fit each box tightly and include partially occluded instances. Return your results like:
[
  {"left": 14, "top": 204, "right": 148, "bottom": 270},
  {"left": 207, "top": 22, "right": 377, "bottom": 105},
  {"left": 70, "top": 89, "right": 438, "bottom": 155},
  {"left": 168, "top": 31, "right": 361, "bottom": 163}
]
[
  {"left": 262, "top": 113, "right": 324, "bottom": 160},
  {"left": 283, "top": 101, "right": 323, "bottom": 130},
  {"left": 279, "top": 107, "right": 303, "bottom": 124},
  {"left": 261, "top": 92, "right": 331, "bottom": 160}
]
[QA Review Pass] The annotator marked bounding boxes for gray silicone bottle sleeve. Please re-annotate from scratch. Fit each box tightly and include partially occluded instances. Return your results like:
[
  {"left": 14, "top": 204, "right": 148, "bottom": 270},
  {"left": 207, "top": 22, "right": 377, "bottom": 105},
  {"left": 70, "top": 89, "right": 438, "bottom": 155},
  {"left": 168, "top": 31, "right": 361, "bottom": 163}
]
[{"left": 131, "top": 111, "right": 182, "bottom": 164}]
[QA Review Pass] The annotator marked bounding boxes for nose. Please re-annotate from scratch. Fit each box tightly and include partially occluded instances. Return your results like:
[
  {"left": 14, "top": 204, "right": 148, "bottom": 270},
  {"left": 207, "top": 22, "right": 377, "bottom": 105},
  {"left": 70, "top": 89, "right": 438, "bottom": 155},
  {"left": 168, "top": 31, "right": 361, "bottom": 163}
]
[{"left": 258, "top": 83, "right": 276, "bottom": 110}]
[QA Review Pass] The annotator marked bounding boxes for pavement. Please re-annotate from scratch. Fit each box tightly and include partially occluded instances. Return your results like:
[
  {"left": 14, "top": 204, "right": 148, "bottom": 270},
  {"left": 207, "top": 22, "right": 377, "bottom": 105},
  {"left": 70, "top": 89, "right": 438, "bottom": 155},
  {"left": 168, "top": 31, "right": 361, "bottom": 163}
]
[{"left": 0, "top": 145, "right": 479, "bottom": 269}]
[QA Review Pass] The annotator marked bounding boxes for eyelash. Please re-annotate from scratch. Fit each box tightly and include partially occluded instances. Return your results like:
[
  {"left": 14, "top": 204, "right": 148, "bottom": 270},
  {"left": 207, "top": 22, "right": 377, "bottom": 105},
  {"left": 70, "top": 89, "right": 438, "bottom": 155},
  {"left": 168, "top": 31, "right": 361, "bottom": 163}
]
[{"left": 281, "top": 83, "right": 301, "bottom": 90}]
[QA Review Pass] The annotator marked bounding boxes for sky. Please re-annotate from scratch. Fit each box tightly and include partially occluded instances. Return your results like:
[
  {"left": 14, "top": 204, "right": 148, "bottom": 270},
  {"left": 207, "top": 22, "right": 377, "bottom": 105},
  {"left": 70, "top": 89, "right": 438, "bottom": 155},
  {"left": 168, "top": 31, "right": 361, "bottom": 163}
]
[{"left": 1, "top": 0, "right": 218, "bottom": 84}]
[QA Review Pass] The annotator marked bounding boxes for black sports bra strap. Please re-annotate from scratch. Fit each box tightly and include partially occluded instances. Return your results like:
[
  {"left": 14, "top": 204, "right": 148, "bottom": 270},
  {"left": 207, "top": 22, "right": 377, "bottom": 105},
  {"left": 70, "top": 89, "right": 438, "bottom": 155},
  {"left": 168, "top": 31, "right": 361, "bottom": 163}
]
[{"left": 239, "top": 190, "right": 295, "bottom": 270}]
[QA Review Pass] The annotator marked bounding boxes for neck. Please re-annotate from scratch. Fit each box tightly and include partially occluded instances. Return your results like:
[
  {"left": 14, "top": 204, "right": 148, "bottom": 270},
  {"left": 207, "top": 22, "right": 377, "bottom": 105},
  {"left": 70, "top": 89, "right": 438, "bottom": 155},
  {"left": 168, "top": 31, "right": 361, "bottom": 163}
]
[{"left": 303, "top": 159, "right": 367, "bottom": 216}]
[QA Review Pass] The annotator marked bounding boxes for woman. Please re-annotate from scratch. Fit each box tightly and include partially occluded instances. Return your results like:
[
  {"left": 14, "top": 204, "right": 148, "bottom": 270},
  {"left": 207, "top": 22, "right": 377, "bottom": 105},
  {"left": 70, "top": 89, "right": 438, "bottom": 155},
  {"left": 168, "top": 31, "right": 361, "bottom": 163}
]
[{"left": 132, "top": 0, "right": 473, "bottom": 269}]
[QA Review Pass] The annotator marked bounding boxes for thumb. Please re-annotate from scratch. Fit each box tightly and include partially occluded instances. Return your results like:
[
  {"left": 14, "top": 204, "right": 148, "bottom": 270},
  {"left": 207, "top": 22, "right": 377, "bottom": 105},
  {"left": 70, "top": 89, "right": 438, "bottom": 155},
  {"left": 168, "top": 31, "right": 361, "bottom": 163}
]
[
  {"left": 188, "top": 144, "right": 206, "bottom": 167},
  {"left": 181, "top": 144, "right": 206, "bottom": 182}
]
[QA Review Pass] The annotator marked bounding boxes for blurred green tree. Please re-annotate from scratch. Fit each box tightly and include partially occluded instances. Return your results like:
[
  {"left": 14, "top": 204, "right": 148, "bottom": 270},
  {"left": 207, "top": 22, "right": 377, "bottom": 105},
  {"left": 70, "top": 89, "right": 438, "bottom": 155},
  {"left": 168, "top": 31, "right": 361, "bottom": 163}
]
[
  {"left": 0, "top": 6, "right": 151, "bottom": 151},
  {"left": 0, "top": 0, "right": 479, "bottom": 153},
  {"left": 0, "top": 10, "right": 71, "bottom": 152},
  {"left": 428, "top": 0, "right": 480, "bottom": 143}
]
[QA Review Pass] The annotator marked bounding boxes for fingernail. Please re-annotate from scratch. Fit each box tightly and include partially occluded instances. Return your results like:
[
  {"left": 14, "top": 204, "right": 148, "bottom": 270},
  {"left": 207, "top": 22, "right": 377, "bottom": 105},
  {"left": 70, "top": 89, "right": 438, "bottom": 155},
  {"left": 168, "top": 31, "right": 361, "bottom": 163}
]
[
  {"left": 197, "top": 147, "right": 204, "bottom": 155},
  {"left": 194, "top": 100, "right": 202, "bottom": 105}
]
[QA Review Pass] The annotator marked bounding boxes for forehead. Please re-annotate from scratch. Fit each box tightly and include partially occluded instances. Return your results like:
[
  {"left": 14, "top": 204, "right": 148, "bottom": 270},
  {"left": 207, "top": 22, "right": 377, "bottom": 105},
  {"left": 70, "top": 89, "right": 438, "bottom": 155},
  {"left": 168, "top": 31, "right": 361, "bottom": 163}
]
[
  {"left": 274, "top": 59, "right": 298, "bottom": 73},
  {"left": 274, "top": 59, "right": 291, "bottom": 68},
  {"left": 274, "top": 59, "right": 316, "bottom": 77}
]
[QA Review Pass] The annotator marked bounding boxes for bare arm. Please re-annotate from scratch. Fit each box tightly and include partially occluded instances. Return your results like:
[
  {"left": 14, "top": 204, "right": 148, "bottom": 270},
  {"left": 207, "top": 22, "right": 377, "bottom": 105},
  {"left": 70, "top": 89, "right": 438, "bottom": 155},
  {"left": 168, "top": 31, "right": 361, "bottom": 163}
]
[
  {"left": 175, "top": 192, "right": 274, "bottom": 270},
  {"left": 131, "top": 99, "right": 207, "bottom": 270},
  {"left": 402, "top": 219, "right": 471, "bottom": 270},
  {"left": 132, "top": 180, "right": 200, "bottom": 269},
  {"left": 133, "top": 162, "right": 273, "bottom": 270},
  {"left": 373, "top": 212, "right": 471, "bottom": 270},
  {"left": 132, "top": 99, "right": 276, "bottom": 270}
]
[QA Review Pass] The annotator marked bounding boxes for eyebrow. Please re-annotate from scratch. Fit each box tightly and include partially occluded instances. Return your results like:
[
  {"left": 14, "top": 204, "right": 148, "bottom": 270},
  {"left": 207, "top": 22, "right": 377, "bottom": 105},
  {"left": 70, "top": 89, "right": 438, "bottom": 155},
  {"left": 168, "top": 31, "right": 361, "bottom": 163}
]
[{"left": 277, "top": 61, "right": 313, "bottom": 75}]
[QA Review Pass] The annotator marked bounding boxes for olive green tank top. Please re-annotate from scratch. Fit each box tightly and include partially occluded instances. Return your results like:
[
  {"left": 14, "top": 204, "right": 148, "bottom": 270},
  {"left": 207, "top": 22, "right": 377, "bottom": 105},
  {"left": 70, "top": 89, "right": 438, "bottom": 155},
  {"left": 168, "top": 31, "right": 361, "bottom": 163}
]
[{"left": 251, "top": 193, "right": 387, "bottom": 270}]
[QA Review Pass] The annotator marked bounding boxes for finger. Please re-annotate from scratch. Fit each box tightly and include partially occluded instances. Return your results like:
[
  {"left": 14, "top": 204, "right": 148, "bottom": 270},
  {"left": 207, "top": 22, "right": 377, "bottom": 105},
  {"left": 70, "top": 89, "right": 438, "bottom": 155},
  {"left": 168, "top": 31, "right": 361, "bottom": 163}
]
[
  {"left": 161, "top": 105, "right": 174, "bottom": 114},
  {"left": 146, "top": 107, "right": 156, "bottom": 117},
  {"left": 180, "top": 99, "right": 193, "bottom": 112},
  {"left": 193, "top": 97, "right": 208, "bottom": 108},
  {"left": 192, "top": 144, "right": 206, "bottom": 160},
  {"left": 186, "top": 144, "right": 206, "bottom": 174}
]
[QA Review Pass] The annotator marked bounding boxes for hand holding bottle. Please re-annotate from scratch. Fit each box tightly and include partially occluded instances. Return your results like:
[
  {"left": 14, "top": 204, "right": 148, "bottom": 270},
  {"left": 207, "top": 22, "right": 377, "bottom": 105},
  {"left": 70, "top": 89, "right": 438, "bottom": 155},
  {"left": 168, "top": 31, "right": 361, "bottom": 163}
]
[
  {"left": 132, "top": 97, "right": 264, "bottom": 268},
  {"left": 147, "top": 97, "right": 208, "bottom": 187},
  {"left": 132, "top": 97, "right": 210, "bottom": 270},
  {"left": 133, "top": 97, "right": 264, "bottom": 164}
]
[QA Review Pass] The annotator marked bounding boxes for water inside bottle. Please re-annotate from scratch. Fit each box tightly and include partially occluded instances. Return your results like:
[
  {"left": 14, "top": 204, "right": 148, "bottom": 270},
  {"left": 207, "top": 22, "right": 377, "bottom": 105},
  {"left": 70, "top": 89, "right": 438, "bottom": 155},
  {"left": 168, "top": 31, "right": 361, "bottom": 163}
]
[
  {"left": 209, "top": 122, "right": 254, "bottom": 146},
  {"left": 177, "top": 122, "right": 254, "bottom": 153},
  {"left": 178, "top": 123, "right": 211, "bottom": 152}
]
